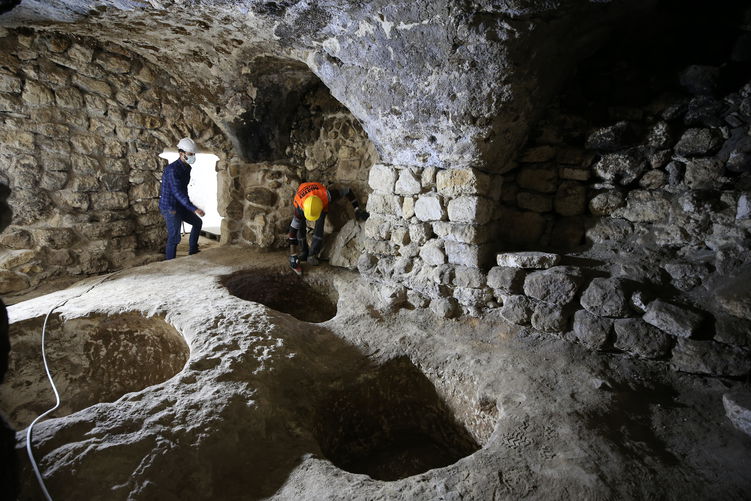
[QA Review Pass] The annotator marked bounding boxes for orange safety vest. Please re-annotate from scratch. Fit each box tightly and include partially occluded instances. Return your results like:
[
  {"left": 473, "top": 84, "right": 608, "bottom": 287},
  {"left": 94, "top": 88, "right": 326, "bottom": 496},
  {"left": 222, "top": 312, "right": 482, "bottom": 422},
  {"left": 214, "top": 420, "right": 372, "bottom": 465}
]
[{"left": 293, "top": 182, "right": 329, "bottom": 212}]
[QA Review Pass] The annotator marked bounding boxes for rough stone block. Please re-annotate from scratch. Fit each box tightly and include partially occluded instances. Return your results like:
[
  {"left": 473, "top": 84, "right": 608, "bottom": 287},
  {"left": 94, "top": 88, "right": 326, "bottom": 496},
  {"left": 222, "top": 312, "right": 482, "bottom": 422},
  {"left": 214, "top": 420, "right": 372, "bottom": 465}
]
[
  {"left": 408, "top": 223, "right": 432, "bottom": 245},
  {"left": 419, "top": 238, "right": 445, "bottom": 265},
  {"left": 366, "top": 193, "right": 402, "bottom": 217},
  {"left": 573, "top": 309, "right": 613, "bottom": 350},
  {"left": 436, "top": 167, "right": 490, "bottom": 197},
  {"left": 674, "top": 128, "right": 722, "bottom": 156},
  {"left": 684, "top": 159, "right": 724, "bottom": 190},
  {"left": 21, "top": 80, "right": 54, "bottom": 106},
  {"left": 72, "top": 73, "right": 112, "bottom": 98},
  {"left": 613, "top": 190, "right": 671, "bottom": 223},
  {"left": 368, "top": 164, "right": 397, "bottom": 193},
  {"left": 613, "top": 318, "right": 672, "bottom": 359},
  {"left": 55, "top": 87, "right": 84, "bottom": 109},
  {"left": 31, "top": 227, "right": 77, "bottom": 249},
  {"left": 402, "top": 196, "right": 415, "bottom": 219},
  {"left": 723, "top": 393, "right": 751, "bottom": 437},
  {"left": 0, "top": 227, "right": 33, "bottom": 249},
  {"left": 643, "top": 299, "right": 705, "bottom": 338},
  {"left": 71, "top": 135, "right": 104, "bottom": 156},
  {"left": 447, "top": 196, "right": 492, "bottom": 224},
  {"left": 638, "top": 170, "right": 667, "bottom": 190},
  {"left": 593, "top": 152, "right": 646, "bottom": 185},
  {"left": 580, "top": 278, "right": 630, "bottom": 318},
  {"left": 647, "top": 121, "right": 673, "bottom": 149},
  {"left": 445, "top": 241, "right": 490, "bottom": 268},
  {"left": 91, "top": 191, "right": 129, "bottom": 210},
  {"left": 96, "top": 52, "right": 131, "bottom": 74},
  {"left": 0, "top": 249, "right": 37, "bottom": 270},
  {"left": 0, "top": 270, "right": 30, "bottom": 294},
  {"left": 432, "top": 222, "right": 491, "bottom": 245},
  {"left": 67, "top": 43, "right": 94, "bottom": 65},
  {"left": 454, "top": 266, "right": 486, "bottom": 288},
  {"left": 524, "top": 266, "right": 582, "bottom": 306},
  {"left": 671, "top": 339, "right": 751, "bottom": 376},
  {"left": 531, "top": 302, "right": 569, "bottom": 332},
  {"left": 585, "top": 121, "right": 635, "bottom": 151},
  {"left": 414, "top": 195, "right": 445, "bottom": 222},
  {"left": 496, "top": 251, "right": 560, "bottom": 269},
  {"left": 453, "top": 287, "right": 492, "bottom": 307},
  {"left": 0, "top": 72, "right": 22, "bottom": 93},
  {"left": 487, "top": 266, "right": 525, "bottom": 293},
  {"left": 430, "top": 297, "right": 459, "bottom": 319},
  {"left": 421, "top": 166, "right": 436, "bottom": 188},
  {"left": 395, "top": 169, "right": 421, "bottom": 195},
  {"left": 500, "top": 295, "right": 533, "bottom": 325}
]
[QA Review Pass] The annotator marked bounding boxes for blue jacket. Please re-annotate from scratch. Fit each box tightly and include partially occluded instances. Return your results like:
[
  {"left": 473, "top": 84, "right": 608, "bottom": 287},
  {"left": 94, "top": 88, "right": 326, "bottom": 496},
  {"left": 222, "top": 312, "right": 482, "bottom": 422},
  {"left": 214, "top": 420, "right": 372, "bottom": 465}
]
[{"left": 159, "top": 159, "right": 196, "bottom": 212}]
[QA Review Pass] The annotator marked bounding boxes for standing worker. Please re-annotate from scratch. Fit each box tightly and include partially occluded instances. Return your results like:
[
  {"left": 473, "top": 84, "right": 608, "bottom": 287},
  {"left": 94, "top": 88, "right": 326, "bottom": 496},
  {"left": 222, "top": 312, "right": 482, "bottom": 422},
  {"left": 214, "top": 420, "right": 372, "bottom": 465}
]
[
  {"left": 159, "top": 137, "right": 205, "bottom": 260},
  {"left": 288, "top": 182, "right": 369, "bottom": 275}
]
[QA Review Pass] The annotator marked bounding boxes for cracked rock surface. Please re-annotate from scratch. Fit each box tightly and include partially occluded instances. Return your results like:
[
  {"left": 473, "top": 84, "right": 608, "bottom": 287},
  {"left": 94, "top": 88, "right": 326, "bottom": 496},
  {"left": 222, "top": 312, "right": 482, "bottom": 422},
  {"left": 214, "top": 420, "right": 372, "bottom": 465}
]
[{"left": 4, "top": 247, "right": 750, "bottom": 500}]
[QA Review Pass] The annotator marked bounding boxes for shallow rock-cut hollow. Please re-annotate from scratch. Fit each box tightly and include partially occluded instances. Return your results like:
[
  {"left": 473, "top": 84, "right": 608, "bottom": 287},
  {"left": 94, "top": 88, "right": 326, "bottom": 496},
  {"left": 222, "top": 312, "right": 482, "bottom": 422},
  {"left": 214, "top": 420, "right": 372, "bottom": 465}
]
[
  {"left": 313, "top": 357, "right": 481, "bottom": 481},
  {"left": 0, "top": 313, "right": 189, "bottom": 429},
  {"left": 221, "top": 268, "right": 338, "bottom": 323}
]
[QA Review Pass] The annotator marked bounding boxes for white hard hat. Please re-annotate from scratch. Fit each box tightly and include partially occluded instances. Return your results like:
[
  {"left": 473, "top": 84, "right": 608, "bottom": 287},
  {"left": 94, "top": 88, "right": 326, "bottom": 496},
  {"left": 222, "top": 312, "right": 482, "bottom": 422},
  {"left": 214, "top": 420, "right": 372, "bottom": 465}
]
[{"left": 176, "top": 137, "right": 197, "bottom": 153}]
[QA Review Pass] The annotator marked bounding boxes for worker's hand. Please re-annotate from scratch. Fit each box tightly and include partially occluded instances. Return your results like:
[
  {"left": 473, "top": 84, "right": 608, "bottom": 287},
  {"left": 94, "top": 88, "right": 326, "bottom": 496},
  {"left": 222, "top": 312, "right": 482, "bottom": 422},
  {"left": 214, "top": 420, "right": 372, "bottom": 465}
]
[
  {"left": 355, "top": 208, "right": 370, "bottom": 221},
  {"left": 195, "top": 208, "right": 205, "bottom": 217}
]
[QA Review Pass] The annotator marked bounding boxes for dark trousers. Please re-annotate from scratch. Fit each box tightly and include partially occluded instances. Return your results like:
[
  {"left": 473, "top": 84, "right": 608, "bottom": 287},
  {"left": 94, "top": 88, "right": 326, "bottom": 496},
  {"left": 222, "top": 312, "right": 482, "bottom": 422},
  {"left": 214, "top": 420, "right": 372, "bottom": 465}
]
[
  {"left": 298, "top": 212, "right": 326, "bottom": 258},
  {"left": 161, "top": 206, "right": 202, "bottom": 260}
]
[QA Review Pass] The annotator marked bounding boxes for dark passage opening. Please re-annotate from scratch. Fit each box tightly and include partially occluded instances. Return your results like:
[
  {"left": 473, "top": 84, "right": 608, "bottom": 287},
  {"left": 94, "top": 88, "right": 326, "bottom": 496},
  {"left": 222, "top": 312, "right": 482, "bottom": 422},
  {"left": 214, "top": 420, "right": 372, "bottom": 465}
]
[
  {"left": 313, "top": 357, "right": 480, "bottom": 481},
  {"left": 220, "top": 268, "right": 338, "bottom": 323}
]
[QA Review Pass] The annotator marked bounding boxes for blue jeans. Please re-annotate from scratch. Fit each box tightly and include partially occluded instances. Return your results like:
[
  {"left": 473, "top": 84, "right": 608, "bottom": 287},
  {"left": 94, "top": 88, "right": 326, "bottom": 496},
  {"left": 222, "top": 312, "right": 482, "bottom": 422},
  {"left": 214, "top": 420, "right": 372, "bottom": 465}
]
[{"left": 161, "top": 207, "right": 202, "bottom": 260}]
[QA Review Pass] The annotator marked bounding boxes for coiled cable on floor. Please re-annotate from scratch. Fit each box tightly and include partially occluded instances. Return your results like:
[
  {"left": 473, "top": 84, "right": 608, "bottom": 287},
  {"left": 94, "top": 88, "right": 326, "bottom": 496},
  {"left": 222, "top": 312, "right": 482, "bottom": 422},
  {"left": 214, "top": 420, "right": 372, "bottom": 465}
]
[{"left": 25, "top": 273, "right": 118, "bottom": 501}]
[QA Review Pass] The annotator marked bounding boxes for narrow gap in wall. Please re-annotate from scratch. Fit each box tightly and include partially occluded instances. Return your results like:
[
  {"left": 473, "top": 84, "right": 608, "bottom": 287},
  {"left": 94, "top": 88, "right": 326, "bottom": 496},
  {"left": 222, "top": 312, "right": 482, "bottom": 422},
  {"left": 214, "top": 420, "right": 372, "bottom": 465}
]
[{"left": 158, "top": 152, "right": 222, "bottom": 238}]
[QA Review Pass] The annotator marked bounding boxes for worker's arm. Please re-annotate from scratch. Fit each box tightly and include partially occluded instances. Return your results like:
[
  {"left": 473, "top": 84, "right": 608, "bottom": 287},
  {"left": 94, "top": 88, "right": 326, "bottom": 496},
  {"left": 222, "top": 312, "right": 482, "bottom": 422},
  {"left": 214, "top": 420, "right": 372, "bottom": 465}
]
[
  {"left": 329, "top": 187, "right": 369, "bottom": 221},
  {"left": 166, "top": 165, "right": 198, "bottom": 213}
]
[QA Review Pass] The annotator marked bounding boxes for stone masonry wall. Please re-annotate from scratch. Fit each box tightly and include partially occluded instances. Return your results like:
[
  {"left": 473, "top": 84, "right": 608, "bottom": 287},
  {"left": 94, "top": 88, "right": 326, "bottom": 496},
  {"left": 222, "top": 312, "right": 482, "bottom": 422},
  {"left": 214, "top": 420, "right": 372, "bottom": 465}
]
[
  {"left": 0, "top": 28, "right": 231, "bottom": 294},
  {"left": 355, "top": 34, "right": 751, "bottom": 379},
  {"left": 220, "top": 83, "right": 378, "bottom": 250}
]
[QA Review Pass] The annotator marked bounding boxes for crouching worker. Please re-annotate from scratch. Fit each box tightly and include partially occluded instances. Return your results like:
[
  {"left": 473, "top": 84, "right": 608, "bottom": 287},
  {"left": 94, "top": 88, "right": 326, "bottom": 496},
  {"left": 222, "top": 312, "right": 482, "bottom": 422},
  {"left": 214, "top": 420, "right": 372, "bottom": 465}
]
[{"left": 288, "top": 182, "right": 369, "bottom": 275}]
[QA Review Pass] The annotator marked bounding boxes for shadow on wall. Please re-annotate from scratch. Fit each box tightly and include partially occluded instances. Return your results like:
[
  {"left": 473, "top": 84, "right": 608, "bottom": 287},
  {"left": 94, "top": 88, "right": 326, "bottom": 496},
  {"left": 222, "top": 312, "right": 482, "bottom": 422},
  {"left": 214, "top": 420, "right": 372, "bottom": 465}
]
[
  {"left": 496, "top": 0, "right": 751, "bottom": 254},
  {"left": 221, "top": 56, "right": 378, "bottom": 256}
]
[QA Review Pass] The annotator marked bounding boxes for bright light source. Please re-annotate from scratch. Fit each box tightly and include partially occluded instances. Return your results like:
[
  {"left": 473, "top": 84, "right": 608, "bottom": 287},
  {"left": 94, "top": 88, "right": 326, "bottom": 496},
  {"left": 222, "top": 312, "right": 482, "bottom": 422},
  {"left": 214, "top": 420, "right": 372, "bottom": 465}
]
[{"left": 159, "top": 151, "right": 222, "bottom": 235}]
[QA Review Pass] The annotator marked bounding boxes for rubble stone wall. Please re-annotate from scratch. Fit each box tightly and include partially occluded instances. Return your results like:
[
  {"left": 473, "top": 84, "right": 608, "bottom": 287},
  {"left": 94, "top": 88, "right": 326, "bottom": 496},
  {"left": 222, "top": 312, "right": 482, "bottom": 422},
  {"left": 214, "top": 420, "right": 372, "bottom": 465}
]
[
  {"left": 220, "top": 83, "right": 378, "bottom": 250},
  {"left": 0, "top": 28, "right": 232, "bottom": 294}
]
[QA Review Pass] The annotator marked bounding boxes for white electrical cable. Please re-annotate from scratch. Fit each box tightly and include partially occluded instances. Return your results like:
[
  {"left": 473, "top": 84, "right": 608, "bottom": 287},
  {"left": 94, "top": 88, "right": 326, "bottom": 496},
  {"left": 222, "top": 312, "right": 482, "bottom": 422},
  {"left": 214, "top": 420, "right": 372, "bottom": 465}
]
[
  {"left": 25, "top": 305, "right": 62, "bottom": 501},
  {"left": 24, "top": 273, "right": 117, "bottom": 500}
]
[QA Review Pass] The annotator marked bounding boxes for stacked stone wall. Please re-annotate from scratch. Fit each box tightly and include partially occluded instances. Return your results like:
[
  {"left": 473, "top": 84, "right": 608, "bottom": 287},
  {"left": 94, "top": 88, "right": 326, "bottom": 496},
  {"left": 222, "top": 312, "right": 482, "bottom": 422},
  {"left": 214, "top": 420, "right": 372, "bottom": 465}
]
[
  {"left": 220, "top": 83, "right": 378, "bottom": 250},
  {"left": 356, "top": 52, "right": 751, "bottom": 379},
  {"left": 0, "top": 29, "right": 231, "bottom": 294}
]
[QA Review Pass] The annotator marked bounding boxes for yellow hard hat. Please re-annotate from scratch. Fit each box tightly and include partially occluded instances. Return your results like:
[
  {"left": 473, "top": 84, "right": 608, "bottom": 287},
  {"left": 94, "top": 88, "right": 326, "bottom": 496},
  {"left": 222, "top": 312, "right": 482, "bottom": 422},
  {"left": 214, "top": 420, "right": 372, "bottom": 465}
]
[{"left": 303, "top": 195, "right": 323, "bottom": 221}]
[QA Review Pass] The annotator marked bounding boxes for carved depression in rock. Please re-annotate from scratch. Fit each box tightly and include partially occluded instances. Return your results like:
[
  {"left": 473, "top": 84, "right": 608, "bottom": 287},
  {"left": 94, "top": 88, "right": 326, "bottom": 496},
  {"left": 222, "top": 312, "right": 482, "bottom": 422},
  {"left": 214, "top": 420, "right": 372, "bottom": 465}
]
[
  {"left": 314, "top": 357, "right": 481, "bottom": 481},
  {"left": 221, "top": 268, "right": 338, "bottom": 323},
  {"left": 0, "top": 312, "right": 189, "bottom": 429}
]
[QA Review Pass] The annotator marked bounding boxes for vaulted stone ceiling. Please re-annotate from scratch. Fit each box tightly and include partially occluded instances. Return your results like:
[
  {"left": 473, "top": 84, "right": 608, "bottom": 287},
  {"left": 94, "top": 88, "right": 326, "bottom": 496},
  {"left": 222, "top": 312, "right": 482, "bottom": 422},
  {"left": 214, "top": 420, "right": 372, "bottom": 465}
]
[{"left": 1, "top": 0, "right": 654, "bottom": 169}]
